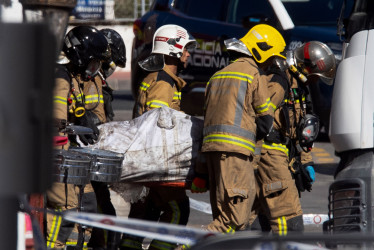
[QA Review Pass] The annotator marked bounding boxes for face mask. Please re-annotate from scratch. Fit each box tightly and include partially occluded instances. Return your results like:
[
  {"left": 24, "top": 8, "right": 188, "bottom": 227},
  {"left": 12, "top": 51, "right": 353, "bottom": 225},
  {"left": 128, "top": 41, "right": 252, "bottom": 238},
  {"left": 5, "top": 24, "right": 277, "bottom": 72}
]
[
  {"left": 101, "top": 61, "right": 117, "bottom": 79},
  {"left": 84, "top": 59, "right": 102, "bottom": 80},
  {"left": 298, "top": 114, "right": 320, "bottom": 152}
]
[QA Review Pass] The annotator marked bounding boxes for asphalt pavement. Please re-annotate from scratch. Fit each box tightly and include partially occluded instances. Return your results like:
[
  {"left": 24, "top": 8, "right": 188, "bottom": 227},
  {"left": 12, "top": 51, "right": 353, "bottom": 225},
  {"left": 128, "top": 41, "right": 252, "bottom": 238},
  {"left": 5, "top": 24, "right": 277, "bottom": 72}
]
[{"left": 106, "top": 70, "right": 340, "bottom": 234}]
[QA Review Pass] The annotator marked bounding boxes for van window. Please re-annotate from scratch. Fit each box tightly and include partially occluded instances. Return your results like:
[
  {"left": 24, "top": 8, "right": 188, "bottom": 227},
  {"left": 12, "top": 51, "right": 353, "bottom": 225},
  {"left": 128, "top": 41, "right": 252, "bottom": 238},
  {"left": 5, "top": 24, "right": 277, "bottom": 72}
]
[
  {"left": 283, "top": 0, "right": 344, "bottom": 25},
  {"left": 226, "top": 0, "right": 275, "bottom": 25},
  {"left": 173, "top": 0, "right": 227, "bottom": 21}
]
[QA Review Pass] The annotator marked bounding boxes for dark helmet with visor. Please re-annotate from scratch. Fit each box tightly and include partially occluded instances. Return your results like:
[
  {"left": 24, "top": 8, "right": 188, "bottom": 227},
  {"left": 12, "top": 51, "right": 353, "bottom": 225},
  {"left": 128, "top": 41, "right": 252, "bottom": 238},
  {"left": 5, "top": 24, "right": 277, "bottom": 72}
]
[
  {"left": 63, "top": 26, "right": 111, "bottom": 81},
  {"left": 100, "top": 28, "right": 126, "bottom": 78}
]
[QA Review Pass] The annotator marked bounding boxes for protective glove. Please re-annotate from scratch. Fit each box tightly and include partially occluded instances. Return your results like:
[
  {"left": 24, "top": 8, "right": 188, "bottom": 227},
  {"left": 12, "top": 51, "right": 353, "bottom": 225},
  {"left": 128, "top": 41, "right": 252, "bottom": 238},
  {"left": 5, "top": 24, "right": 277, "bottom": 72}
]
[
  {"left": 53, "top": 136, "right": 68, "bottom": 146},
  {"left": 305, "top": 165, "right": 315, "bottom": 183},
  {"left": 75, "top": 111, "right": 100, "bottom": 145},
  {"left": 191, "top": 176, "right": 208, "bottom": 193},
  {"left": 102, "top": 85, "right": 115, "bottom": 121}
]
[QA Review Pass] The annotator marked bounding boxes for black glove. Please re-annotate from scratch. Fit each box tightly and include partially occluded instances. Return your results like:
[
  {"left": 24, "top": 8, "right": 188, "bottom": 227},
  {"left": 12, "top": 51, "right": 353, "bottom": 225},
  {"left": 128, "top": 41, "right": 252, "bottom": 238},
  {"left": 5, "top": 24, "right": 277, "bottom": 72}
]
[
  {"left": 292, "top": 161, "right": 313, "bottom": 194},
  {"left": 75, "top": 111, "right": 100, "bottom": 145},
  {"left": 102, "top": 85, "right": 115, "bottom": 121}
]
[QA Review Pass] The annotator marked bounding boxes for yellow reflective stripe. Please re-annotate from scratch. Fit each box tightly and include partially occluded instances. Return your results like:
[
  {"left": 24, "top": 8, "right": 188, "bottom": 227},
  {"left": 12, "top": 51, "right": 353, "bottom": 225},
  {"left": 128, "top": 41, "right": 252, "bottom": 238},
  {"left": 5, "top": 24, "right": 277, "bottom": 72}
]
[
  {"left": 46, "top": 213, "right": 57, "bottom": 247},
  {"left": 225, "top": 225, "right": 236, "bottom": 234},
  {"left": 285, "top": 96, "right": 306, "bottom": 103},
  {"left": 169, "top": 200, "right": 181, "bottom": 224},
  {"left": 139, "top": 81, "right": 150, "bottom": 91},
  {"left": 277, "top": 216, "right": 287, "bottom": 236},
  {"left": 146, "top": 100, "right": 170, "bottom": 108},
  {"left": 211, "top": 75, "right": 249, "bottom": 81},
  {"left": 210, "top": 71, "right": 254, "bottom": 82},
  {"left": 54, "top": 96, "right": 67, "bottom": 105},
  {"left": 173, "top": 92, "right": 181, "bottom": 100},
  {"left": 84, "top": 94, "right": 104, "bottom": 104},
  {"left": 121, "top": 238, "right": 142, "bottom": 249},
  {"left": 255, "top": 98, "right": 270, "bottom": 114},
  {"left": 47, "top": 208, "right": 62, "bottom": 248},
  {"left": 262, "top": 141, "right": 289, "bottom": 156},
  {"left": 66, "top": 241, "right": 88, "bottom": 248},
  {"left": 71, "top": 93, "right": 83, "bottom": 102},
  {"left": 213, "top": 71, "right": 254, "bottom": 81},
  {"left": 269, "top": 101, "right": 276, "bottom": 111},
  {"left": 150, "top": 239, "right": 176, "bottom": 250},
  {"left": 203, "top": 134, "right": 255, "bottom": 152}
]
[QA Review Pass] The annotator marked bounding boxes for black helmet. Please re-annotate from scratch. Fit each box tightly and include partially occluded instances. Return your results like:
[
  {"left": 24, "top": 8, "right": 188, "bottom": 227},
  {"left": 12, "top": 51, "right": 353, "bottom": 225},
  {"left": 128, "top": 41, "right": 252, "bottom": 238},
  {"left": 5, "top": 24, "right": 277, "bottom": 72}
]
[
  {"left": 100, "top": 28, "right": 126, "bottom": 68},
  {"left": 99, "top": 28, "right": 126, "bottom": 79},
  {"left": 63, "top": 26, "right": 111, "bottom": 80}
]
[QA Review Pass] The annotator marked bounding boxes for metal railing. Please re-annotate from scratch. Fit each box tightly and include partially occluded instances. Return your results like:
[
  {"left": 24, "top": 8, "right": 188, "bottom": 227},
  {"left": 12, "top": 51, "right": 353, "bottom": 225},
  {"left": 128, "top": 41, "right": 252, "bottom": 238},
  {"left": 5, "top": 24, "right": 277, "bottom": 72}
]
[{"left": 134, "top": 0, "right": 152, "bottom": 19}]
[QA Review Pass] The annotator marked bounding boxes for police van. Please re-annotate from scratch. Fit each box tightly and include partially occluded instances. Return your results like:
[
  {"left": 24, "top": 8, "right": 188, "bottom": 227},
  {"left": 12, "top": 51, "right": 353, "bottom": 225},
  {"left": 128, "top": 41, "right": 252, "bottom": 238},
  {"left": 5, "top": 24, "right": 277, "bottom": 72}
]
[{"left": 131, "top": 0, "right": 353, "bottom": 131}]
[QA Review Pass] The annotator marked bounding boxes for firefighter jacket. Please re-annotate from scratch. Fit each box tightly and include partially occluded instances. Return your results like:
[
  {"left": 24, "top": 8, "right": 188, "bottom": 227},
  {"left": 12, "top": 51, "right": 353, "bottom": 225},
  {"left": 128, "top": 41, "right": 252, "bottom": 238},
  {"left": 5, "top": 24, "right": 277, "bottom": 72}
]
[
  {"left": 53, "top": 66, "right": 105, "bottom": 135},
  {"left": 132, "top": 66, "right": 186, "bottom": 118},
  {"left": 201, "top": 57, "right": 273, "bottom": 156},
  {"left": 53, "top": 65, "right": 79, "bottom": 149},
  {"left": 79, "top": 75, "right": 106, "bottom": 124},
  {"left": 263, "top": 69, "right": 312, "bottom": 165}
]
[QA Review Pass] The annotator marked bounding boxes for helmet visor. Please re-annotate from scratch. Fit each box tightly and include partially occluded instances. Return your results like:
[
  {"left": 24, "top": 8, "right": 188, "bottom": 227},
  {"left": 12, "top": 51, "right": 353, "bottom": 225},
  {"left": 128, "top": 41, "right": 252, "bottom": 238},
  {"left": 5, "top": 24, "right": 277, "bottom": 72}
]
[
  {"left": 138, "top": 54, "right": 165, "bottom": 72},
  {"left": 185, "top": 41, "right": 198, "bottom": 53},
  {"left": 224, "top": 38, "right": 252, "bottom": 57}
]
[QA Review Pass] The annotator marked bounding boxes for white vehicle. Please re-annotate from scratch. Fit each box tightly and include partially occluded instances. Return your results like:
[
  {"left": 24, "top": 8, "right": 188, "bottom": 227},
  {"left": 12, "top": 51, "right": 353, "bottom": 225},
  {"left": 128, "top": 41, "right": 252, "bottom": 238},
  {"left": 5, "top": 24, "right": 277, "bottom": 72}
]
[{"left": 327, "top": 0, "right": 374, "bottom": 247}]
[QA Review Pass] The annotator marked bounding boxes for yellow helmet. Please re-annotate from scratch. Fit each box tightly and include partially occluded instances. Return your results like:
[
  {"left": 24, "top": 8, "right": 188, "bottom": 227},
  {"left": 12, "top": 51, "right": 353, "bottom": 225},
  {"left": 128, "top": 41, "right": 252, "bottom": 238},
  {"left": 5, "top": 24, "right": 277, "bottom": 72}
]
[{"left": 240, "top": 24, "right": 286, "bottom": 64}]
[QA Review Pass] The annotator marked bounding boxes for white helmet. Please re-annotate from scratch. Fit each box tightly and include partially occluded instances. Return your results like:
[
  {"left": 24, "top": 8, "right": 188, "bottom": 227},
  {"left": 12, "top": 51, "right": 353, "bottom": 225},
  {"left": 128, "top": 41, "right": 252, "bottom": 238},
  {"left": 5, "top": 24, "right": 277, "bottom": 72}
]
[
  {"left": 139, "top": 24, "right": 197, "bottom": 71},
  {"left": 152, "top": 24, "right": 197, "bottom": 58}
]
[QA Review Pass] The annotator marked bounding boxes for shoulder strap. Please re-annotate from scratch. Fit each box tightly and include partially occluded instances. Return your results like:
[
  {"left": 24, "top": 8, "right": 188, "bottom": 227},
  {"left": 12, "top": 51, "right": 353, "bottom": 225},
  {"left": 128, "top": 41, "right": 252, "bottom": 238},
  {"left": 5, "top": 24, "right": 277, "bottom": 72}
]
[{"left": 156, "top": 70, "right": 176, "bottom": 88}]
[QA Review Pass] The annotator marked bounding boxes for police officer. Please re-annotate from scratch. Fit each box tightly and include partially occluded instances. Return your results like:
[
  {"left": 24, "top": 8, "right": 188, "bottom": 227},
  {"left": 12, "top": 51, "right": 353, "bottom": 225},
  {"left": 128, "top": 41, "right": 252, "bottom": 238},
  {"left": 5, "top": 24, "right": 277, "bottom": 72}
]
[
  {"left": 250, "top": 41, "right": 337, "bottom": 234},
  {"left": 120, "top": 24, "right": 197, "bottom": 250},
  {"left": 46, "top": 25, "right": 111, "bottom": 249},
  {"left": 193, "top": 24, "right": 283, "bottom": 233}
]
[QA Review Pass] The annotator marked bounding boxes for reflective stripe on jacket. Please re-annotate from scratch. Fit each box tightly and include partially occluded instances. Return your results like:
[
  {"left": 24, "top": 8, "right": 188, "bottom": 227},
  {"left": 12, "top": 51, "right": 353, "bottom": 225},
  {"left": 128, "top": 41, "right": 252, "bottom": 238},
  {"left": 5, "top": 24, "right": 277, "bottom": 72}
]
[
  {"left": 132, "top": 66, "right": 186, "bottom": 118},
  {"left": 202, "top": 57, "right": 272, "bottom": 156},
  {"left": 80, "top": 76, "right": 106, "bottom": 123},
  {"left": 263, "top": 70, "right": 312, "bottom": 162}
]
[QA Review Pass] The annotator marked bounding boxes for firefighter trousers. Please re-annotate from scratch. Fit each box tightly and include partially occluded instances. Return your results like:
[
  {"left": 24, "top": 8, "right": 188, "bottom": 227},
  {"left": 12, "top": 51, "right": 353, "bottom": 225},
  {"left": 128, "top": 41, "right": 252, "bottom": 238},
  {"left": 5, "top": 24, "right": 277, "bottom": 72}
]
[
  {"left": 45, "top": 182, "right": 97, "bottom": 249},
  {"left": 120, "top": 186, "right": 190, "bottom": 250},
  {"left": 252, "top": 148, "right": 304, "bottom": 235},
  {"left": 205, "top": 151, "right": 256, "bottom": 233}
]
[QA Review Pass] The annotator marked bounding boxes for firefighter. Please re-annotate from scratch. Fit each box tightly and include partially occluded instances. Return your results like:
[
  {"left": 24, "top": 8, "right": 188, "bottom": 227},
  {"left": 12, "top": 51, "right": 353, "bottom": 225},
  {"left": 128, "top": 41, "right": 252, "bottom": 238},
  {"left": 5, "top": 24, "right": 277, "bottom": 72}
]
[
  {"left": 99, "top": 28, "right": 127, "bottom": 122},
  {"left": 120, "top": 24, "right": 197, "bottom": 250},
  {"left": 191, "top": 24, "right": 281, "bottom": 233},
  {"left": 87, "top": 28, "right": 127, "bottom": 250},
  {"left": 250, "top": 41, "right": 337, "bottom": 234},
  {"left": 46, "top": 25, "right": 111, "bottom": 249}
]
